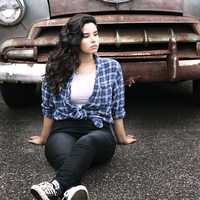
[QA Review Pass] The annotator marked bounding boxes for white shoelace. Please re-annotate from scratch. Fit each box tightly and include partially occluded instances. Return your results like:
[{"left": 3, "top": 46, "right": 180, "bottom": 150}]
[{"left": 38, "top": 182, "right": 58, "bottom": 197}]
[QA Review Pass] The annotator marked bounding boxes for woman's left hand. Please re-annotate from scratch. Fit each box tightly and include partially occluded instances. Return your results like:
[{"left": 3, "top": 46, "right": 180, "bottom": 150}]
[{"left": 121, "top": 134, "right": 137, "bottom": 145}]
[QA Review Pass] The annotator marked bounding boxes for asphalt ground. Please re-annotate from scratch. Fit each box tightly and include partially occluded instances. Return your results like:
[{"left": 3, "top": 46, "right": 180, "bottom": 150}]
[{"left": 1, "top": 81, "right": 200, "bottom": 200}]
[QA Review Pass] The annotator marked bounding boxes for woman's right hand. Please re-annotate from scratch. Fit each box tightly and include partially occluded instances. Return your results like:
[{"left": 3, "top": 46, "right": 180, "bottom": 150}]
[
  {"left": 28, "top": 135, "right": 46, "bottom": 145},
  {"left": 29, "top": 117, "right": 53, "bottom": 145}
]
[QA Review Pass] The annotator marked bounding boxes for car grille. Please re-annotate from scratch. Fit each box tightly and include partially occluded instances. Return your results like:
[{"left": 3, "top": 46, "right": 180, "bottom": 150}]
[{"left": 1, "top": 14, "right": 200, "bottom": 63}]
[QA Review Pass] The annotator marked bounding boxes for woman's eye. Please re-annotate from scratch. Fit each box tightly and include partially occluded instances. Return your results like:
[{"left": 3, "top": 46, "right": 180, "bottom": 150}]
[
  {"left": 82, "top": 32, "right": 98, "bottom": 38},
  {"left": 83, "top": 35, "right": 89, "bottom": 38}
]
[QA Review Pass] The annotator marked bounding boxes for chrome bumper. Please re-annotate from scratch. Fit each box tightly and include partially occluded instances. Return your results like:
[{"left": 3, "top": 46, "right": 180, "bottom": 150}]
[
  {"left": 0, "top": 62, "right": 46, "bottom": 83},
  {"left": 1, "top": 60, "right": 200, "bottom": 83}
]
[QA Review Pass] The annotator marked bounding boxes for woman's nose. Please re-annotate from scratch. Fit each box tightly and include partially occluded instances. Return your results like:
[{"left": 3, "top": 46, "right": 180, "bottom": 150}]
[{"left": 90, "top": 35, "right": 96, "bottom": 42}]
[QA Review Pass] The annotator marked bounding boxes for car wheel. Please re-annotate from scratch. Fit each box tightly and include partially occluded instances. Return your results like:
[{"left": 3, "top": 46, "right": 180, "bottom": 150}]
[
  {"left": 0, "top": 83, "right": 37, "bottom": 108},
  {"left": 193, "top": 80, "right": 200, "bottom": 104}
]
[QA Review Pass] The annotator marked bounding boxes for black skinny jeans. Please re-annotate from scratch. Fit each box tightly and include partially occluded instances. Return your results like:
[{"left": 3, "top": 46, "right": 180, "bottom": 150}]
[{"left": 45, "top": 119, "right": 116, "bottom": 193}]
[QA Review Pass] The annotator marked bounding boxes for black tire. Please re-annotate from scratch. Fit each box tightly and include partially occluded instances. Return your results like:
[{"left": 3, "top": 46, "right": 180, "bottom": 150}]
[
  {"left": 193, "top": 80, "right": 200, "bottom": 104},
  {"left": 0, "top": 82, "right": 37, "bottom": 108}
]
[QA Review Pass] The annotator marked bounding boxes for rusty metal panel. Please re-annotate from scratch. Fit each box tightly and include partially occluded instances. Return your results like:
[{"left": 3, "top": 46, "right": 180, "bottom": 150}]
[
  {"left": 48, "top": 0, "right": 183, "bottom": 17},
  {"left": 99, "top": 28, "right": 200, "bottom": 45},
  {"left": 122, "top": 60, "right": 200, "bottom": 84},
  {"left": 28, "top": 15, "right": 199, "bottom": 31}
]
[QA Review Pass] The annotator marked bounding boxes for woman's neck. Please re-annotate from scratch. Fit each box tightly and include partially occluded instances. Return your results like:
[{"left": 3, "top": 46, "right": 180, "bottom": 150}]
[
  {"left": 79, "top": 52, "right": 94, "bottom": 64},
  {"left": 77, "top": 53, "right": 96, "bottom": 74}
]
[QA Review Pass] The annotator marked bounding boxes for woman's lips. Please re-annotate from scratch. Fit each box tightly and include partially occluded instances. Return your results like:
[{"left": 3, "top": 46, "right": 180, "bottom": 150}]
[{"left": 90, "top": 45, "right": 98, "bottom": 49}]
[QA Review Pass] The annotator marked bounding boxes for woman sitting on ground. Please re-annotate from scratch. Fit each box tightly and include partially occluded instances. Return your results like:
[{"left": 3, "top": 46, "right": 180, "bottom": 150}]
[{"left": 29, "top": 13, "right": 136, "bottom": 200}]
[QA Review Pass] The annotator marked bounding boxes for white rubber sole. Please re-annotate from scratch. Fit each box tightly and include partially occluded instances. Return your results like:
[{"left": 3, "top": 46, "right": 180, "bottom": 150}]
[
  {"left": 63, "top": 185, "right": 89, "bottom": 200},
  {"left": 31, "top": 185, "right": 50, "bottom": 200}
]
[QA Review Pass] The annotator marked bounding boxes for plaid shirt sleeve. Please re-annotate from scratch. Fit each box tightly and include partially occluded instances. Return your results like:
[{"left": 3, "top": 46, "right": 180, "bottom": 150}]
[
  {"left": 41, "top": 80, "right": 54, "bottom": 119},
  {"left": 112, "top": 61, "right": 126, "bottom": 119}
]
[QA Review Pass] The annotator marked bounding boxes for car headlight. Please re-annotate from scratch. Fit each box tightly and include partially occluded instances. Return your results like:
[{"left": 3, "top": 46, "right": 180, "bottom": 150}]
[{"left": 0, "top": 0, "right": 26, "bottom": 26}]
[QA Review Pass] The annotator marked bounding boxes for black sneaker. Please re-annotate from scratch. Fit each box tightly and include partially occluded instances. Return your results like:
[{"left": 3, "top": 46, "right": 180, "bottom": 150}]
[
  {"left": 62, "top": 185, "right": 89, "bottom": 200},
  {"left": 31, "top": 180, "right": 61, "bottom": 200}
]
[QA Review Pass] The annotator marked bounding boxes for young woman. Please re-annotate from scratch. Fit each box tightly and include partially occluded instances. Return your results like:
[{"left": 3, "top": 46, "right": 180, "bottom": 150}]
[{"left": 29, "top": 14, "right": 136, "bottom": 200}]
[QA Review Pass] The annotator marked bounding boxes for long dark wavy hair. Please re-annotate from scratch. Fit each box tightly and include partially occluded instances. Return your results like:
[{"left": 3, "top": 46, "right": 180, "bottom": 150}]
[{"left": 45, "top": 14, "right": 97, "bottom": 95}]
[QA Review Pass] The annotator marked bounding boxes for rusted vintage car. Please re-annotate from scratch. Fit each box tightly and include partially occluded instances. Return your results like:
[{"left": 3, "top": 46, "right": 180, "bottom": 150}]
[{"left": 1, "top": 0, "right": 200, "bottom": 107}]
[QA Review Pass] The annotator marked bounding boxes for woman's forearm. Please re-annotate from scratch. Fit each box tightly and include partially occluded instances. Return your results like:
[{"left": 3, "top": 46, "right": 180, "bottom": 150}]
[
  {"left": 113, "top": 118, "right": 127, "bottom": 144},
  {"left": 113, "top": 118, "right": 136, "bottom": 145},
  {"left": 40, "top": 116, "right": 54, "bottom": 142}
]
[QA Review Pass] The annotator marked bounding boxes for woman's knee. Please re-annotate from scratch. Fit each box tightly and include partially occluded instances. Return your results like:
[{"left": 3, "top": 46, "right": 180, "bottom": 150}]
[
  {"left": 46, "top": 132, "right": 76, "bottom": 151},
  {"left": 45, "top": 132, "right": 76, "bottom": 169},
  {"left": 88, "top": 130, "right": 116, "bottom": 147},
  {"left": 77, "top": 130, "right": 116, "bottom": 161}
]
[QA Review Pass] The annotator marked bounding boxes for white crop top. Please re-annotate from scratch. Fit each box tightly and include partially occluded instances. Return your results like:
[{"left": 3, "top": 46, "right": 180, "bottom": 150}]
[{"left": 70, "top": 71, "right": 96, "bottom": 107}]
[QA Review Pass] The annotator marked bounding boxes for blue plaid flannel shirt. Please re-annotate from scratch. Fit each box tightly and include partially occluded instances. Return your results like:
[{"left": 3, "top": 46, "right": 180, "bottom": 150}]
[{"left": 41, "top": 56, "right": 126, "bottom": 128}]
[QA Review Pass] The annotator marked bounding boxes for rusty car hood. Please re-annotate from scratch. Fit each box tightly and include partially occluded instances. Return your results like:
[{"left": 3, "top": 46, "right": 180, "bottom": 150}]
[{"left": 48, "top": 0, "right": 183, "bottom": 17}]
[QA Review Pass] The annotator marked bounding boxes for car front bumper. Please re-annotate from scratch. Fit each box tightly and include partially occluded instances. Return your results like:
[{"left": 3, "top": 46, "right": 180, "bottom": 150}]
[
  {"left": 1, "top": 60, "right": 200, "bottom": 84},
  {"left": 0, "top": 62, "right": 46, "bottom": 83}
]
